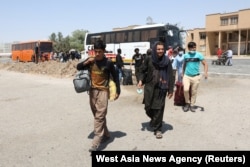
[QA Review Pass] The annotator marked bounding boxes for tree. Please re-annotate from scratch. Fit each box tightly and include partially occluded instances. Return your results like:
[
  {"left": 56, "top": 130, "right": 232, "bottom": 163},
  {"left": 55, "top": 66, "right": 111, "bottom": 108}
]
[
  {"left": 50, "top": 33, "right": 57, "bottom": 42},
  {"left": 57, "top": 32, "right": 63, "bottom": 42},
  {"left": 69, "top": 29, "right": 88, "bottom": 51},
  {"left": 49, "top": 29, "right": 88, "bottom": 53}
]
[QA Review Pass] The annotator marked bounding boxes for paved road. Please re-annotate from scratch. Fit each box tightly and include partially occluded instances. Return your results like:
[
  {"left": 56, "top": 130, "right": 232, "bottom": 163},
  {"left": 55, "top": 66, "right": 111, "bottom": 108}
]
[
  {"left": 126, "top": 58, "right": 250, "bottom": 79},
  {"left": 0, "top": 59, "right": 250, "bottom": 167},
  {"left": 206, "top": 59, "right": 250, "bottom": 78}
]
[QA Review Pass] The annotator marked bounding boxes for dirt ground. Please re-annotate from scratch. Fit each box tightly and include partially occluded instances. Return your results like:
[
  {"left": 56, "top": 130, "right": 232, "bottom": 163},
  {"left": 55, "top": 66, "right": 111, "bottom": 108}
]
[
  {"left": 0, "top": 60, "right": 79, "bottom": 78},
  {"left": 0, "top": 61, "right": 250, "bottom": 167}
]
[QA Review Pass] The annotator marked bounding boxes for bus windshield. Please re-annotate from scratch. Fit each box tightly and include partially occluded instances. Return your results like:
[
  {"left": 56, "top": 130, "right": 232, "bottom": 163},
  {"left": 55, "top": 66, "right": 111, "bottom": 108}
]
[
  {"left": 165, "top": 28, "right": 180, "bottom": 47},
  {"left": 40, "top": 42, "right": 53, "bottom": 52}
]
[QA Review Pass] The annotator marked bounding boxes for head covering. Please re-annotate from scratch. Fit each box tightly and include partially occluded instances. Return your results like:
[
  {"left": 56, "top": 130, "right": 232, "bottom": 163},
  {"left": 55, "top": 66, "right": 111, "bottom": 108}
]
[{"left": 151, "top": 42, "right": 170, "bottom": 98}]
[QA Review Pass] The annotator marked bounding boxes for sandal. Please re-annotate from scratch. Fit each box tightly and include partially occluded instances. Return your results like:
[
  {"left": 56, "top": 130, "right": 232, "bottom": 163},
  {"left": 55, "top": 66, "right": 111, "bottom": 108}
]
[{"left": 154, "top": 131, "right": 163, "bottom": 139}]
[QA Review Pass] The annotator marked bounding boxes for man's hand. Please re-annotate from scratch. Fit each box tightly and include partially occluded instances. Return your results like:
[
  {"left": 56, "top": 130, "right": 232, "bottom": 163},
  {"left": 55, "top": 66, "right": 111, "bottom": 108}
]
[
  {"left": 137, "top": 80, "right": 143, "bottom": 88},
  {"left": 204, "top": 73, "right": 208, "bottom": 79},
  {"left": 84, "top": 57, "right": 95, "bottom": 65},
  {"left": 114, "top": 93, "right": 119, "bottom": 100}
]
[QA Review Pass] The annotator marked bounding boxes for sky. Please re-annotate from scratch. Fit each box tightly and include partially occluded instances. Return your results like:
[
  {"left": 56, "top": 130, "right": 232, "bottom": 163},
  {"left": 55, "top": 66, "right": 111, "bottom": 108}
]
[{"left": 1, "top": 0, "right": 250, "bottom": 42}]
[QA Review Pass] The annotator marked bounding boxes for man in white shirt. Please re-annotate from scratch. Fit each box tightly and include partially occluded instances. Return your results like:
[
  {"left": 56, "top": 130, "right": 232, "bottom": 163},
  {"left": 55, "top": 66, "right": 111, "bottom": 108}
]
[{"left": 225, "top": 48, "right": 233, "bottom": 66}]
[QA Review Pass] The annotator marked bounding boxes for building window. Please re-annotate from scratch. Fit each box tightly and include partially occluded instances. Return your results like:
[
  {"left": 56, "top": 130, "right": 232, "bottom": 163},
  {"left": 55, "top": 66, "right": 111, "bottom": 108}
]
[
  {"left": 221, "top": 18, "right": 228, "bottom": 26},
  {"left": 199, "top": 32, "right": 206, "bottom": 40},
  {"left": 191, "top": 33, "right": 194, "bottom": 40},
  {"left": 230, "top": 16, "right": 238, "bottom": 25},
  {"left": 200, "top": 45, "right": 206, "bottom": 52}
]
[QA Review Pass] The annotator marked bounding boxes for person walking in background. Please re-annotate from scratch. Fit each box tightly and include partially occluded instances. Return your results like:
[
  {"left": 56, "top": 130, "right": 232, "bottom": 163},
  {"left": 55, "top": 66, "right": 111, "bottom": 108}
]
[
  {"left": 225, "top": 47, "right": 233, "bottom": 66},
  {"left": 217, "top": 47, "right": 223, "bottom": 58},
  {"left": 34, "top": 42, "right": 39, "bottom": 64},
  {"left": 166, "top": 46, "right": 173, "bottom": 59},
  {"left": 131, "top": 48, "right": 143, "bottom": 83},
  {"left": 182, "top": 42, "right": 208, "bottom": 112},
  {"left": 146, "top": 48, "right": 152, "bottom": 58},
  {"left": 76, "top": 40, "right": 120, "bottom": 152},
  {"left": 137, "top": 41, "right": 174, "bottom": 139},
  {"left": 172, "top": 47, "right": 185, "bottom": 83},
  {"left": 115, "top": 48, "right": 124, "bottom": 82},
  {"left": 171, "top": 49, "right": 178, "bottom": 83}
]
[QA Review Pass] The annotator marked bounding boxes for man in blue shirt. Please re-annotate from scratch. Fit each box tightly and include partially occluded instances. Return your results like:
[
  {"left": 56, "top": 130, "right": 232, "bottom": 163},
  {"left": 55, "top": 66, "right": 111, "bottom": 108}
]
[
  {"left": 182, "top": 42, "right": 208, "bottom": 112},
  {"left": 172, "top": 47, "right": 185, "bottom": 83}
]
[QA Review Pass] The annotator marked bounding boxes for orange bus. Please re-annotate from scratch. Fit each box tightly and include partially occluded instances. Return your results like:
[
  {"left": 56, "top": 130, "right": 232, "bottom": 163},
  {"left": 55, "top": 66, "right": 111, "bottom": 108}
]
[{"left": 12, "top": 40, "right": 53, "bottom": 62}]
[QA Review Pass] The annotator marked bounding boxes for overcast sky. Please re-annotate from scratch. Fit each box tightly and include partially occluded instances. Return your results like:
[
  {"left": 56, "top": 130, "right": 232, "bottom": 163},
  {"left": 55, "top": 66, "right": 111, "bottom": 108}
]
[{"left": 1, "top": 0, "right": 250, "bottom": 42}]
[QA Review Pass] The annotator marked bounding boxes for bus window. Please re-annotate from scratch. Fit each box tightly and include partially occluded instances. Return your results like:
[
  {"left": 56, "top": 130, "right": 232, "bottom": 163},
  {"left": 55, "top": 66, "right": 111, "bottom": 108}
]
[
  {"left": 110, "top": 33, "right": 115, "bottom": 43},
  {"left": 116, "top": 32, "right": 127, "bottom": 43},
  {"left": 128, "top": 31, "right": 133, "bottom": 42},
  {"left": 134, "top": 31, "right": 140, "bottom": 42},
  {"left": 149, "top": 30, "right": 158, "bottom": 38},
  {"left": 40, "top": 42, "right": 53, "bottom": 52},
  {"left": 21, "top": 44, "right": 23, "bottom": 50},
  {"left": 167, "top": 30, "right": 173, "bottom": 37},
  {"left": 28, "top": 43, "right": 31, "bottom": 50},
  {"left": 90, "top": 35, "right": 102, "bottom": 44},
  {"left": 141, "top": 30, "right": 149, "bottom": 41},
  {"left": 90, "top": 37, "right": 96, "bottom": 44},
  {"left": 123, "top": 32, "right": 128, "bottom": 42},
  {"left": 116, "top": 32, "right": 121, "bottom": 43},
  {"left": 105, "top": 33, "right": 111, "bottom": 43},
  {"left": 141, "top": 30, "right": 157, "bottom": 41},
  {"left": 32, "top": 43, "right": 36, "bottom": 50}
]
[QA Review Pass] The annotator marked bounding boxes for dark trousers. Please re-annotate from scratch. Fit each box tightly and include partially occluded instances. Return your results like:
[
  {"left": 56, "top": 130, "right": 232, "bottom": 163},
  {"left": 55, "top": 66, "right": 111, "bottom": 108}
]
[
  {"left": 135, "top": 66, "right": 140, "bottom": 83},
  {"left": 146, "top": 106, "right": 164, "bottom": 132},
  {"left": 35, "top": 54, "right": 39, "bottom": 64}
]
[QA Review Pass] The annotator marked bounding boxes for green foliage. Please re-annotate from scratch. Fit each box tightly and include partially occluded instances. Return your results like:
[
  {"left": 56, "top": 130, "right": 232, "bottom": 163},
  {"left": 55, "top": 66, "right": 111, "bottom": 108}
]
[{"left": 49, "top": 29, "right": 88, "bottom": 53}]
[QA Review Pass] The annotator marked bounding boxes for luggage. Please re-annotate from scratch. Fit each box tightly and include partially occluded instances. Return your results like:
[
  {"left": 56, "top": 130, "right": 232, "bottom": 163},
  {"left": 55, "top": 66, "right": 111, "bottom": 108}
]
[
  {"left": 73, "top": 69, "right": 91, "bottom": 93},
  {"left": 174, "top": 82, "right": 191, "bottom": 106},
  {"left": 122, "top": 69, "right": 133, "bottom": 85}
]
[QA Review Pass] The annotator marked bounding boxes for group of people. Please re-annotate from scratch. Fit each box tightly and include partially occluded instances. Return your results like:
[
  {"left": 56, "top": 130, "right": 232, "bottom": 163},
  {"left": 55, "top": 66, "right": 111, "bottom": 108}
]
[
  {"left": 51, "top": 50, "right": 81, "bottom": 62},
  {"left": 217, "top": 47, "right": 233, "bottom": 66},
  {"left": 76, "top": 40, "right": 208, "bottom": 152}
]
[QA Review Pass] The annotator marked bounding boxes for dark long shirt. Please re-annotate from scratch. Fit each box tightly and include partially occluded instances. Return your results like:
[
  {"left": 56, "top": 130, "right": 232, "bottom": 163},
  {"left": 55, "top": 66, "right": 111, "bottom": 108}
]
[
  {"left": 115, "top": 54, "right": 124, "bottom": 69},
  {"left": 138, "top": 56, "right": 174, "bottom": 110}
]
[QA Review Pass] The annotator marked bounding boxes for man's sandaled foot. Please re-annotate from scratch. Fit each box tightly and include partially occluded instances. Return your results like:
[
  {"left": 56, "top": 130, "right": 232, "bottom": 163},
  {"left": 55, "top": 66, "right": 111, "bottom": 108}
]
[
  {"left": 89, "top": 145, "right": 98, "bottom": 152},
  {"left": 154, "top": 131, "right": 163, "bottom": 139}
]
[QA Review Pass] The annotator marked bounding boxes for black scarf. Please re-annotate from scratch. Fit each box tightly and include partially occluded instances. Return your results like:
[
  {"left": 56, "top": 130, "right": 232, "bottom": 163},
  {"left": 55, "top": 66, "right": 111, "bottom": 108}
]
[{"left": 151, "top": 43, "right": 170, "bottom": 98}]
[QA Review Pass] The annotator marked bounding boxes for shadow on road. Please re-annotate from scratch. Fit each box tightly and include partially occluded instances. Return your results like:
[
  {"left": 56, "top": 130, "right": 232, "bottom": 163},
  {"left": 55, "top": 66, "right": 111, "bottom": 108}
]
[
  {"left": 141, "top": 121, "right": 173, "bottom": 134},
  {"left": 179, "top": 105, "right": 205, "bottom": 112},
  {"left": 88, "top": 131, "right": 127, "bottom": 151}
]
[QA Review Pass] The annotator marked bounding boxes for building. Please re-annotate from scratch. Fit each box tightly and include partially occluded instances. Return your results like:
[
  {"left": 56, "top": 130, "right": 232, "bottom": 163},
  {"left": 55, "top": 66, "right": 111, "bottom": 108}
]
[
  {"left": 186, "top": 8, "right": 250, "bottom": 56},
  {"left": 0, "top": 42, "right": 12, "bottom": 53}
]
